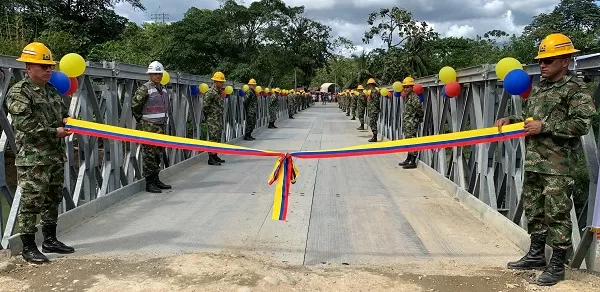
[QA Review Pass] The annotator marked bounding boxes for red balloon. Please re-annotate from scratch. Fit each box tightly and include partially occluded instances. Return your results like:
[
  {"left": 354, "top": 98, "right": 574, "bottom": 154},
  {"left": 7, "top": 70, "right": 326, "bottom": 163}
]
[
  {"left": 444, "top": 81, "right": 461, "bottom": 97},
  {"left": 387, "top": 91, "right": 393, "bottom": 98},
  {"left": 65, "top": 77, "right": 78, "bottom": 95},
  {"left": 520, "top": 84, "right": 532, "bottom": 99},
  {"left": 413, "top": 84, "right": 424, "bottom": 95}
]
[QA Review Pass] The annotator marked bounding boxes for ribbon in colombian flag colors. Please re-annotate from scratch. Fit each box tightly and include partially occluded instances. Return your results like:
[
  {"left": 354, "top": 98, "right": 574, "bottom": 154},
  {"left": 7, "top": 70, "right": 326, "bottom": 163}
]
[{"left": 64, "top": 117, "right": 599, "bottom": 230}]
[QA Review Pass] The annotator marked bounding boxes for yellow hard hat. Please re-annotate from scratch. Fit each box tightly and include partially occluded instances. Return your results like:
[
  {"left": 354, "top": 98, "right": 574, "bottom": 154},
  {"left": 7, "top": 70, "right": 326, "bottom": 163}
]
[
  {"left": 367, "top": 78, "right": 376, "bottom": 84},
  {"left": 402, "top": 77, "right": 415, "bottom": 86},
  {"left": 16, "top": 42, "right": 56, "bottom": 65},
  {"left": 274, "top": 88, "right": 281, "bottom": 93},
  {"left": 357, "top": 85, "right": 364, "bottom": 90},
  {"left": 211, "top": 72, "right": 226, "bottom": 82},
  {"left": 535, "top": 33, "right": 580, "bottom": 59},
  {"left": 248, "top": 78, "right": 257, "bottom": 85},
  {"left": 265, "top": 88, "right": 270, "bottom": 93}
]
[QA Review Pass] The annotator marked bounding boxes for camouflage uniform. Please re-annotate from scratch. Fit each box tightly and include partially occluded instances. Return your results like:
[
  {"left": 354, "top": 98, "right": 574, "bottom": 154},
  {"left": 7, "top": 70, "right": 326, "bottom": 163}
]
[
  {"left": 287, "top": 92, "right": 295, "bottom": 118},
  {"left": 356, "top": 92, "right": 367, "bottom": 125},
  {"left": 367, "top": 90, "right": 381, "bottom": 135},
  {"left": 350, "top": 93, "right": 358, "bottom": 119},
  {"left": 6, "top": 78, "right": 69, "bottom": 235},
  {"left": 506, "top": 74, "right": 595, "bottom": 249},
  {"left": 203, "top": 87, "right": 224, "bottom": 143},
  {"left": 269, "top": 93, "right": 278, "bottom": 123},
  {"left": 244, "top": 88, "right": 258, "bottom": 137},
  {"left": 403, "top": 92, "right": 424, "bottom": 155}
]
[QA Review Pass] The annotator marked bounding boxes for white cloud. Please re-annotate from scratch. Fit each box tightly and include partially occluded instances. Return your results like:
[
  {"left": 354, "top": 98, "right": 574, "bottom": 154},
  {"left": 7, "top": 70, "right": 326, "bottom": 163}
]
[{"left": 445, "top": 24, "right": 477, "bottom": 38}]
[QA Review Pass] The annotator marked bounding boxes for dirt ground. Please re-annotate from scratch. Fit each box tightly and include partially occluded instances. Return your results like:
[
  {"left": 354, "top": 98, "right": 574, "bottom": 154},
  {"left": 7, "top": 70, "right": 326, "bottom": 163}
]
[{"left": 1, "top": 252, "right": 600, "bottom": 292}]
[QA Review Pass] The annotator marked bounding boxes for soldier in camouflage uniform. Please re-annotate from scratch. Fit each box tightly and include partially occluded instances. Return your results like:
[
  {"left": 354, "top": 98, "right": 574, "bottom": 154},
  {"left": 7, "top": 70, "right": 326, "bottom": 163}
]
[
  {"left": 244, "top": 78, "right": 258, "bottom": 141},
  {"left": 132, "top": 61, "right": 173, "bottom": 193},
  {"left": 203, "top": 72, "right": 227, "bottom": 165},
  {"left": 367, "top": 83, "right": 381, "bottom": 142},
  {"left": 288, "top": 90, "right": 295, "bottom": 119},
  {"left": 268, "top": 88, "right": 280, "bottom": 128},
  {"left": 357, "top": 80, "right": 373, "bottom": 130},
  {"left": 346, "top": 90, "right": 352, "bottom": 116},
  {"left": 495, "top": 33, "right": 596, "bottom": 286},
  {"left": 399, "top": 77, "right": 424, "bottom": 169},
  {"left": 351, "top": 85, "right": 363, "bottom": 120},
  {"left": 7, "top": 42, "right": 75, "bottom": 263}
]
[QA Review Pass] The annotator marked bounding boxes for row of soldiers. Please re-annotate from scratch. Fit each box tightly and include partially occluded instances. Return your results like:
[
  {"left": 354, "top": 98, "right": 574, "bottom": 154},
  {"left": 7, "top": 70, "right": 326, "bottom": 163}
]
[{"left": 337, "top": 77, "right": 424, "bottom": 169}]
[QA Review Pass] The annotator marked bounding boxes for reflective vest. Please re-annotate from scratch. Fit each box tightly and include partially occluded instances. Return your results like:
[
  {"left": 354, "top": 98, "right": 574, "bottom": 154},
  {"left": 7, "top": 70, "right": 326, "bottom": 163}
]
[{"left": 141, "top": 81, "right": 168, "bottom": 124}]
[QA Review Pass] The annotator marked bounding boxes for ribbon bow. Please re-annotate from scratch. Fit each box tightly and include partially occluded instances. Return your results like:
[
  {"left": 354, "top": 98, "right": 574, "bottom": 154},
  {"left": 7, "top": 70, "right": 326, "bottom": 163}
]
[{"left": 268, "top": 153, "right": 299, "bottom": 221}]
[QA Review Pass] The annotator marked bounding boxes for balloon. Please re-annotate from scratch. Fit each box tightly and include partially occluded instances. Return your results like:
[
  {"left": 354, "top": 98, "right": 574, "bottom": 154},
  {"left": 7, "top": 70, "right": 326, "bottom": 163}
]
[
  {"left": 496, "top": 57, "right": 523, "bottom": 81},
  {"left": 242, "top": 84, "right": 249, "bottom": 92},
  {"left": 418, "top": 93, "right": 424, "bottom": 103},
  {"left": 444, "top": 81, "right": 461, "bottom": 97},
  {"left": 190, "top": 85, "right": 199, "bottom": 96},
  {"left": 239, "top": 90, "right": 245, "bottom": 97},
  {"left": 387, "top": 91, "right": 393, "bottom": 98},
  {"left": 439, "top": 66, "right": 456, "bottom": 84},
  {"left": 520, "top": 84, "right": 532, "bottom": 99},
  {"left": 380, "top": 88, "right": 389, "bottom": 96},
  {"left": 199, "top": 83, "right": 209, "bottom": 93},
  {"left": 265, "top": 88, "right": 270, "bottom": 93},
  {"left": 413, "top": 84, "right": 424, "bottom": 95},
  {"left": 59, "top": 53, "right": 86, "bottom": 77},
  {"left": 49, "top": 71, "right": 70, "bottom": 95},
  {"left": 394, "top": 91, "right": 401, "bottom": 98},
  {"left": 442, "top": 86, "right": 449, "bottom": 98},
  {"left": 503, "top": 69, "right": 530, "bottom": 95},
  {"left": 224, "top": 86, "right": 233, "bottom": 94},
  {"left": 65, "top": 77, "right": 78, "bottom": 95},
  {"left": 392, "top": 81, "right": 403, "bottom": 92},
  {"left": 160, "top": 71, "right": 170, "bottom": 85},
  {"left": 256, "top": 86, "right": 262, "bottom": 93}
]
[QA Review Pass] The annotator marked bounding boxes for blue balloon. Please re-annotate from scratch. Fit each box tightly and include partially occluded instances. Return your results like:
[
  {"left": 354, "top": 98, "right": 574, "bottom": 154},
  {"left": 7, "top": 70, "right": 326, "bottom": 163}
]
[
  {"left": 190, "top": 85, "right": 199, "bottom": 96},
  {"left": 238, "top": 90, "right": 245, "bottom": 97},
  {"left": 49, "top": 71, "right": 70, "bottom": 95},
  {"left": 503, "top": 69, "right": 530, "bottom": 95},
  {"left": 442, "top": 86, "right": 449, "bottom": 98},
  {"left": 418, "top": 93, "right": 424, "bottom": 103},
  {"left": 393, "top": 91, "right": 401, "bottom": 98}
]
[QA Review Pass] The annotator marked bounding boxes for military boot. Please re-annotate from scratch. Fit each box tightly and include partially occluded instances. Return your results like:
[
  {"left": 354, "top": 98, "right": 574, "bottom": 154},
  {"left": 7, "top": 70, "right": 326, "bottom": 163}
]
[
  {"left": 398, "top": 155, "right": 411, "bottom": 166},
  {"left": 244, "top": 133, "right": 253, "bottom": 141},
  {"left": 272, "top": 123, "right": 278, "bottom": 128},
  {"left": 249, "top": 133, "right": 256, "bottom": 140},
  {"left": 42, "top": 224, "right": 75, "bottom": 254},
  {"left": 351, "top": 116, "right": 356, "bottom": 120},
  {"left": 208, "top": 153, "right": 221, "bottom": 166},
  {"left": 145, "top": 176, "right": 162, "bottom": 193},
  {"left": 215, "top": 155, "right": 225, "bottom": 163},
  {"left": 536, "top": 248, "right": 567, "bottom": 286},
  {"left": 368, "top": 131, "right": 378, "bottom": 142},
  {"left": 289, "top": 115, "right": 294, "bottom": 119},
  {"left": 507, "top": 233, "right": 547, "bottom": 270},
  {"left": 20, "top": 234, "right": 49, "bottom": 264},
  {"left": 403, "top": 154, "right": 418, "bottom": 169},
  {"left": 155, "top": 175, "right": 172, "bottom": 190},
  {"left": 357, "top": 123, "right": 365, "bottom": 130}
]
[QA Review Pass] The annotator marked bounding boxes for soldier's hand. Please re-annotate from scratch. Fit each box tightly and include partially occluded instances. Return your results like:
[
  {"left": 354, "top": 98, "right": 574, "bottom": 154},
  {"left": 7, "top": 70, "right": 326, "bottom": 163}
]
[
  {"left": 494, "top": 118, "right": 510, "bottom": 133},
  {"left": 524, "top": 120, "right": 542, "bottom": 136},
  {"left": 57, "top": 127, "right": 73, "bottom": 138}
]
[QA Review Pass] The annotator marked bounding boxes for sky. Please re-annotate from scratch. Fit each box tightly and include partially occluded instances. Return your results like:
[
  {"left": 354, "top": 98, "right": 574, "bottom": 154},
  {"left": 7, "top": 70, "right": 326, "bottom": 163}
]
[{"left": 113, "top": 0, "right": 562, "bottom": 54}]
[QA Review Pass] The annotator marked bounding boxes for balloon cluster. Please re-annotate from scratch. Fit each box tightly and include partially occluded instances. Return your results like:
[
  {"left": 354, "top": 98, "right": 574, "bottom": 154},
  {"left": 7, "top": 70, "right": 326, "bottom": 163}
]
[
  {"left": 50, "top": 53, "right": 87, "bottom": 95},
  {"left": 496, "top": 57, "right": 531, "bottom": 98},
  {"left": 438, "top": 66, "right": 461, "bottom": 98}
]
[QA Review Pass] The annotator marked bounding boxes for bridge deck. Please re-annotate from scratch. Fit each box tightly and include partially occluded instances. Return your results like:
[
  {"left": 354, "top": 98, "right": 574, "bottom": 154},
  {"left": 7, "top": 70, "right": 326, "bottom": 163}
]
[{"left": 58, "top": 104, "right": 522, "bottom": 266}]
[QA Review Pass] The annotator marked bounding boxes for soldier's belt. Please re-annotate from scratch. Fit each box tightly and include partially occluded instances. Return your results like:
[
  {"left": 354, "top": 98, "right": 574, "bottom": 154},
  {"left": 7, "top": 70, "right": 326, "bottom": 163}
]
[{"left": 64, "top": 117, "right": 529, "bottom": 222}]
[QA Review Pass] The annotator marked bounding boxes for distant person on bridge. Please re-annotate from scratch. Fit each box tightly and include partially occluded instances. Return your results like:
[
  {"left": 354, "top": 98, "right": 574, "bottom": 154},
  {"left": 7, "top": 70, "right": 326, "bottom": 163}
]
[
  {"left": 6, "top": 42, "right": 75, "bottom": 263},
  {"left": 243, "top": 78, "right": 258, "bottom": 141},
  {"left": 203, "top": 72, "right": 227, "bottom": 165},
  {"left": 367, "top": 82, "right": 381, "bottom": 142},
  {"left": 357, "top": 81, "right": 370, "bottom": 130},
  {"left": 495, "top": 33, "right": 596, "bottom": 286},
  {"left": 288, "top": 89, "right": 295, "bottom": 119},
  {"left": 351, "top": 85, "right": 363, "bottom": 120},
  {"left": 268, "top": 88, "right": 280, "bottom": 128},
  {"left": 132, "top": 61, "right": 173, "bottom": 193},
  {"left": 398, "top": 77, "right": 424, "bottom": 169}
]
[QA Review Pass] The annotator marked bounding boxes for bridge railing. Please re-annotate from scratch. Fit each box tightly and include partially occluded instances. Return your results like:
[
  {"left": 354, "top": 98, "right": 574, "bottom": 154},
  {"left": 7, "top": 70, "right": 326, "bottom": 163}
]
[
  {"left": 373, "top": 54, "right": 600, "bottom": 270},
  {"left": 0, "top": 56, "right": 289, "bottom": 249}
]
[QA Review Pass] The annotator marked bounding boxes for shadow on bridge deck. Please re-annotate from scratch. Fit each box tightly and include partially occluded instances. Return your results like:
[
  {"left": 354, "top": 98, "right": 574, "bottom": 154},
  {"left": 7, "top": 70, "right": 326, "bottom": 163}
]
[{"left": 51, "top": 104, "right": 522, "bottom": 267}]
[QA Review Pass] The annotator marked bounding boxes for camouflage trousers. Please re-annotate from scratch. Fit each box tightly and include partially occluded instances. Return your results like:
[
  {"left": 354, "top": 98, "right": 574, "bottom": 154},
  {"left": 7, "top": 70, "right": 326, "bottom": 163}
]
[
  {"left": 17, "top": 163, "right": 64, "bottom": 234},
  {"left": 369, "top": 111, "right": 379, "bottom": 133},
  {"left": 245, "top": 112, "right": 256, "bottom": 134},
  {"left": 357, "top": 102, "right": 366, "bottom": 124},
  {"left": 269, "top": 107, "right": 277, "bottom": 123},
  {"left": 523, "top": 171, "right": 574, "bottom": 249},
  {"left": 137, "top": 121, "right": 165, "bottom": 178},
  {"left": 404, "top": 129, "right": 418, "bottom": 156},
  {"left": 350, "top": 100, "right": 357, "bottom": 117},
  {"left": 287, "top": 101, "right": 294, "bottom": 117}
]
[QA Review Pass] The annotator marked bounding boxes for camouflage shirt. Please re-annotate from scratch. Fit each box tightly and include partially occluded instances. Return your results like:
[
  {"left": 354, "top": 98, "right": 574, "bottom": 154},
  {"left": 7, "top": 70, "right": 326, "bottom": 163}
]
[
  {"left": 403, "top": 92, "right": 424, "bottom": 135},
  {"left": 131, "top": 82, "right": 164, "bottom": 122},
  {"left": 507, "top": 74, "right": 596, "bottom": 175},
  {"left": 6, "top": 78, "right": 69, "bottom": 166},
  {"left": 203, "top": 87, "right": 223, "bottom": 127}
]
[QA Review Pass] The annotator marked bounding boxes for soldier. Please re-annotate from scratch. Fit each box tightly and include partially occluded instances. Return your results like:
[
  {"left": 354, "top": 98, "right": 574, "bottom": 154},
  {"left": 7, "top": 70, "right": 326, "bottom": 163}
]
[
  {"left": 357, "top": 80, "right": 373, "bottom": 130},
  {"left": 268, "top": 88, "right": 279, "bottom": 128},
  {"left": 495, "top": 33, "right": 595, "bottom": 286},
  {"left": 6, "top": 42, "right": 75, "bottom": 263},
  {"left": 288, "top": 89, "right": 295, "bottom": 119},
  {"left": 367, "top": 82, "right": 381, "bottom": 142},
  {"left": 203, "top": 72, "right": 227, "bottom": 165},
  {"left": 351, "top": 85, "right": 363, "bottom": 121},
  {"left": 346, "top": 90, "right": 352, "bottom": 116},
  {"left": 244, "top": 78, "right": 258, "bottom": 141},
  {"left": 132, "top": 61, "right": 173, "bottom": 193},
  {"left": 398, "top": 77, "right": 424, "bottom": 169}
]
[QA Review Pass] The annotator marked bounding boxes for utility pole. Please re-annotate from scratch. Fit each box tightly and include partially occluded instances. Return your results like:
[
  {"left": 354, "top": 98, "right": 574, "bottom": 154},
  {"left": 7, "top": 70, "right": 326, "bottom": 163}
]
[{"left": 151, "top": 13, "right": 169, "bottom": 23}]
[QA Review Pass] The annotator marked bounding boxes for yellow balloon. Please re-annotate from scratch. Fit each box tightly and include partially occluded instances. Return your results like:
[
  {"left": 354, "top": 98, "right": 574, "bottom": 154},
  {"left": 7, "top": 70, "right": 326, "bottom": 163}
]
[
  {"left": 392, "top": 82, "right": 403, "bottom": 92},
  {"left": 496, "top": 57, "right": 523, "bottom": 80},
  {"left": 380, "top": 88, "right": 389, "bottom": 96},
  {"left": 160, "top": 71, "right": 170, "bottom": 85},
  {"left": 242, "top": 84, "right": 249, "bottom": 92},
  {"left": 256, "top": 86, "right": 262, "bottom": 93},
  {"left": 59, "top": 53, "right": 86, "bottom": 77},
  {"left": 439, "top": 66, "right": 456, "bottom": 84},
  {"left": 265, "top": 88, "right": 270, "bottom": 93},
  {"left": 224, "top": 86, "right": 233, "bottom": 95},
  {"left": 199, "top": 83, "right": 209, "bottom": 93}
]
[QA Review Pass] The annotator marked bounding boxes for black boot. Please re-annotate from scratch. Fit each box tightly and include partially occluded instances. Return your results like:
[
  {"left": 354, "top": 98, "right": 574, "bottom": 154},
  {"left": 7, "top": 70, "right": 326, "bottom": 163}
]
[
  {"left": 357, "top": 124, "right": 365, "bottom": 130},
  {"left": 351, "top": 116, "right": 356, "bottom": 120},
  {"left": 289, "top": 115, "right": 294, "bottom": 119},
  {"left": 403, "top": 153, "right": 417, "bottom": 169},
  {"left": 368, "top": 131, "right": 378, "bottom": 142},
  {"left": 536, "top": 248, "right": 567, "bottom": 286},
  {"left": 507, "top": 233, "right": 547, "bottom": 270},
  {"left": 208, "top": 153, "right": 221, "bottom": 166},
  {"left": 145, "top": 175, "right": 162, "bottom": 193},
  {"left": 398, "top": 154, "right": 411, "bottom": 166},
  {"left": 155, "top": 175, "right": 172, "bottom": 190},
  {"left": 20, "top": 234, "right": 49, "bottom": 263},
  {"left": 42, "top": 224, "right": 75, "bottom": 254},
  {"left": 215, "top": 155, "right": 225, "bottom": 163},
  {"left": 249, "top": 134, "right": 256, "bottom": 140},
  {"left": 272, "top": 123, "right": 278, "bottom": 128},
  {"left": 268, "top": 122, "right": 274, "bottom": 129},
  {"left": 244, "top": 133, "right": 253, "bottom": 141}
]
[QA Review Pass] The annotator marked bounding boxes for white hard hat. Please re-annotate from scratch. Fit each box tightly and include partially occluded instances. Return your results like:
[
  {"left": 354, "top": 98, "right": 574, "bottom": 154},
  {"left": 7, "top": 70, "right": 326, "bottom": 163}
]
[{"left": 146, "top": 61, "right": 164, "bottom": 74}]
